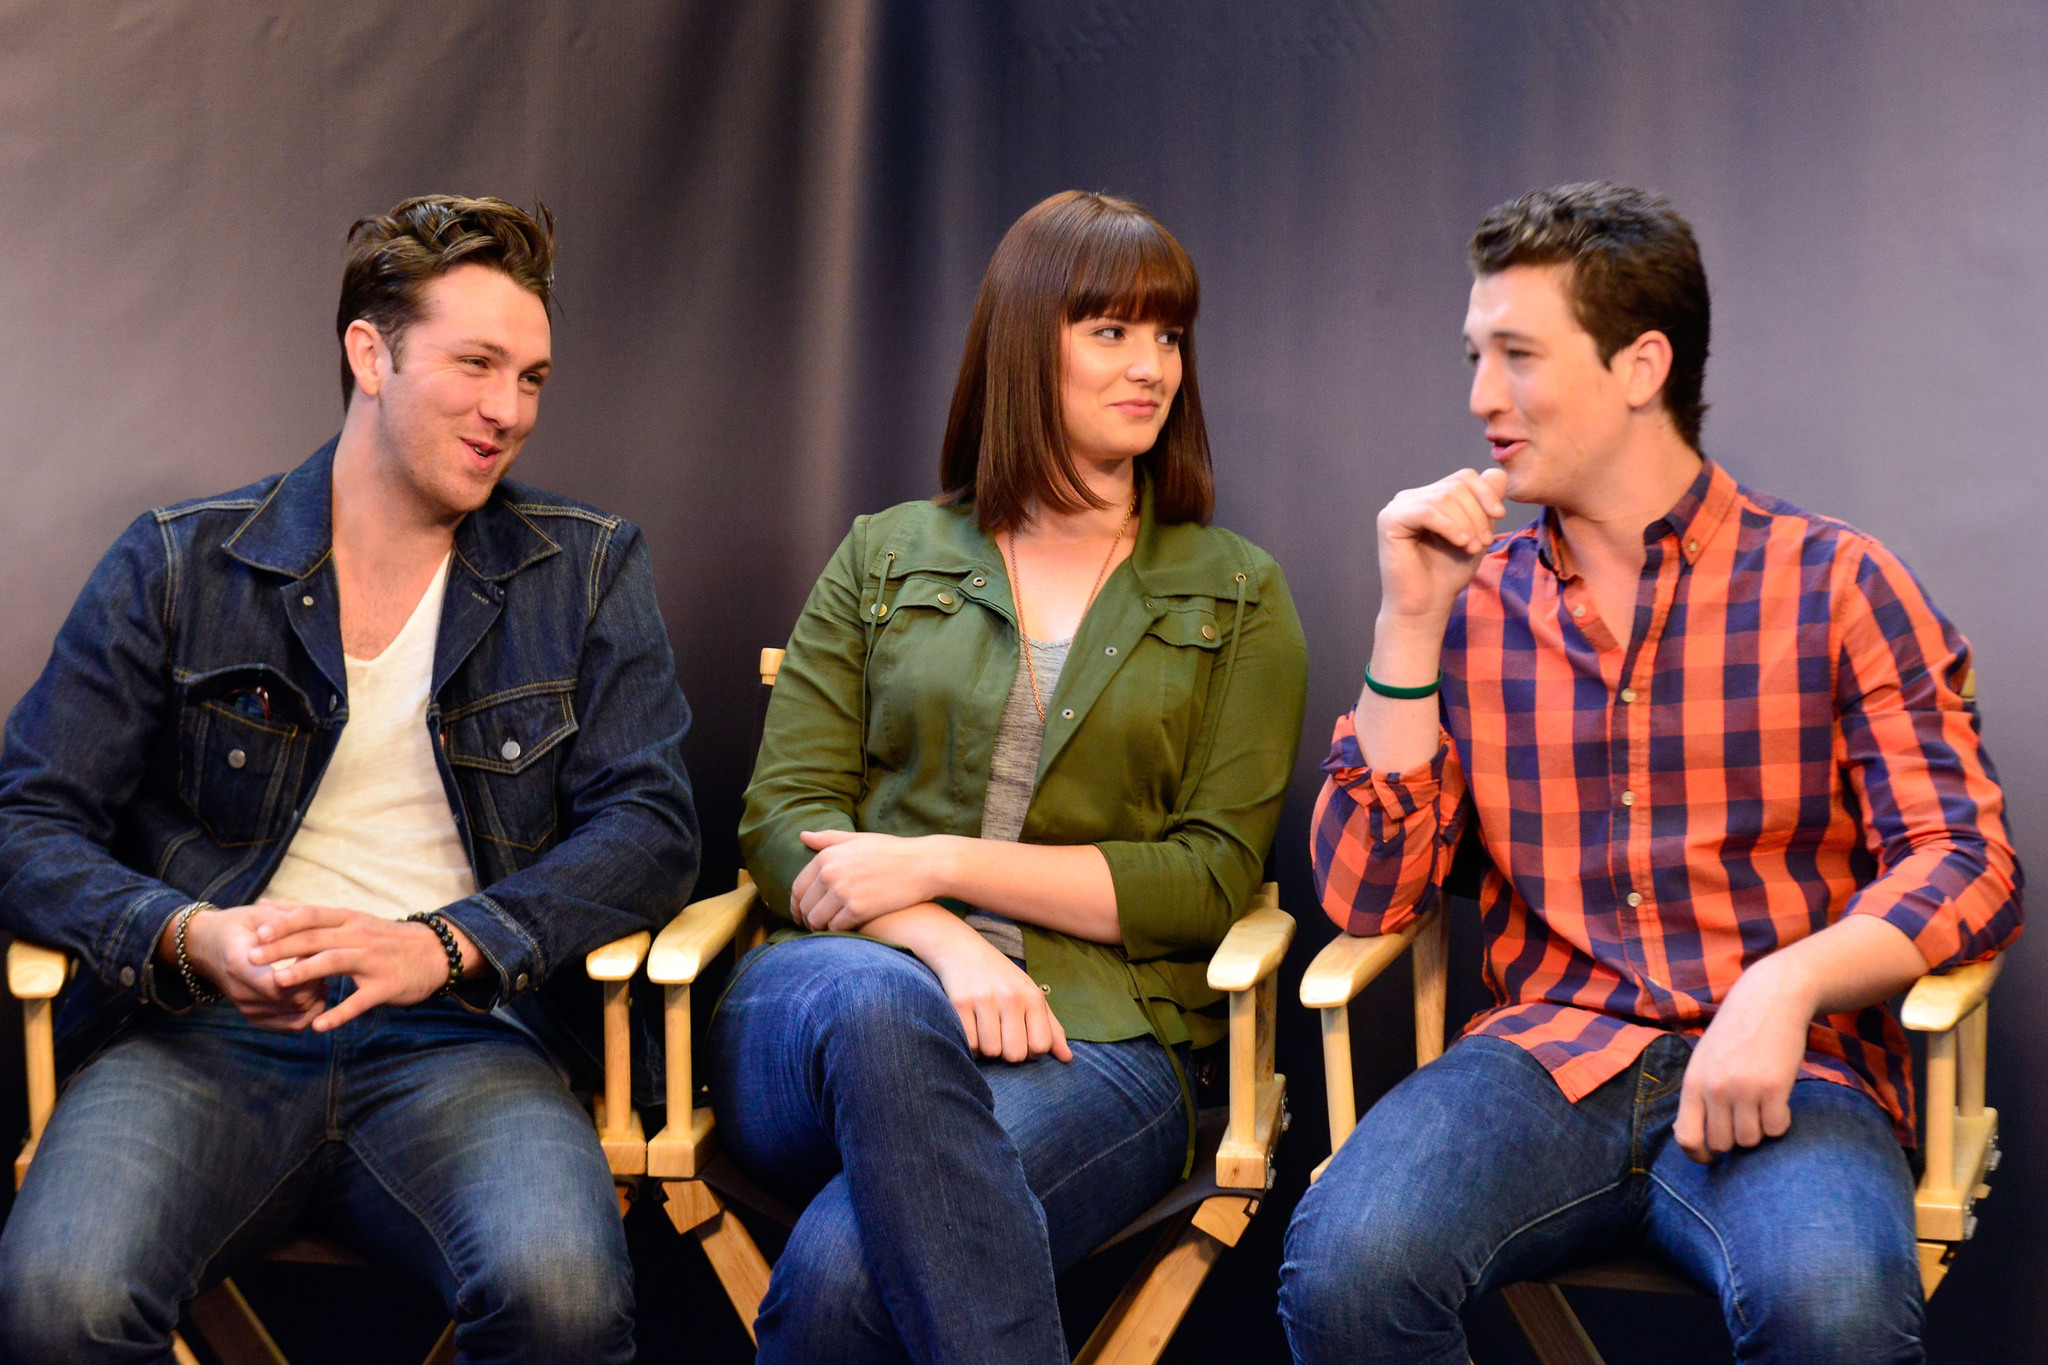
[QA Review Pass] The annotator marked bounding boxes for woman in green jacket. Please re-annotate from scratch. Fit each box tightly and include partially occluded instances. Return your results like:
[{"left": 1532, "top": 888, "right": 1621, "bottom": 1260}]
[{"left": 710, "top": 190, "right": 1309, "bottom": 1364}]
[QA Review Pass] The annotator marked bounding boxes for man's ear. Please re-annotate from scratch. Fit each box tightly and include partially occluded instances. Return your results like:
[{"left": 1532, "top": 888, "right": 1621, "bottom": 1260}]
[
  {"left": 1614, "top": 329, "right": 1674, "bottom": 413},
  {"left": 343, "top": 319, "right": 392, "bottom": 401}
]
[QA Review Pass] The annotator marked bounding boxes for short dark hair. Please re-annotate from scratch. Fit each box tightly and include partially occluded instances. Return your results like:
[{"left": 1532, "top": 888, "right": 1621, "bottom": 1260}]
[
  {"left": 938, "top": 190, "right": 1214, "bottom": 531},
  {"left": 336, "top": 195, "right": 556, "bottom": 404},
  {"left": 1469, "top": 182, "right": 1710, "bottom": 448}
]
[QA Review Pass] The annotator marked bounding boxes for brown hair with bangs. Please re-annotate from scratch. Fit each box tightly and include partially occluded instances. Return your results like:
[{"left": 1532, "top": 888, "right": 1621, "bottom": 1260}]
[{"left": 939, "top": 191, "right": 1214, "bottom": 531}]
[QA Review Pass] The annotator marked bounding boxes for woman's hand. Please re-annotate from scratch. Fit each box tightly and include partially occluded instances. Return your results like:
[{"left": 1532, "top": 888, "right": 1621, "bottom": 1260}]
[
  {"left": 862, "top": 904, "right": 1073, "bottom": 1064},
  {"left": 792, "top": 829, "right": 949, "bottom": 931}
]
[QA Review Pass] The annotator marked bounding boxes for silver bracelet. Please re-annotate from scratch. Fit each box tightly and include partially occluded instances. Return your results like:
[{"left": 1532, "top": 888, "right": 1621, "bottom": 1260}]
[{"left": 173, "top": 902, "right": 221, "bottom": 1004}]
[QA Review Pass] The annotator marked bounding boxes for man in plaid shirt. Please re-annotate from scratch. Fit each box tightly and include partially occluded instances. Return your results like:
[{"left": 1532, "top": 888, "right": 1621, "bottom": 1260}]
[{"left": 1280, "top": 184, "right": 2022, "bottom": 1364}]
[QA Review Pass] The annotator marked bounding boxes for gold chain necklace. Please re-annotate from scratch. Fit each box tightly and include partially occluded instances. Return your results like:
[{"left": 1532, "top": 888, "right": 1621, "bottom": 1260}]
[{"left": 1002, "top": 496, "right": 1137, "bottom": 725}]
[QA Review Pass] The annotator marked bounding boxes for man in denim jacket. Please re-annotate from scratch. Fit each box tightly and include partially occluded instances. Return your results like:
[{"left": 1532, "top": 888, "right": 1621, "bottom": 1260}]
[{"left": 0, "top": 197, "right": 697, "bottom": 1364}]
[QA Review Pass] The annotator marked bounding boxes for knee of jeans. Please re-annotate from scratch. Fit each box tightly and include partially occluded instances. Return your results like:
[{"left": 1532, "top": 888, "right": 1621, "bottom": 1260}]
[
  {"left": 1281, "top": 1178, "right": 1446, "bottom": 1325},
  {"left": 464, "top": 1241, "right": 633, "bottom": 1349},
  {"left": 0, "top": 1249, "right": 161, "bottom": 1356},
  {"left": 1737, "top": 1255, "right": 1922, "bottom": 1362},
  {"left": 809, "top": 950, "right": 956, "bottom": 1047}
]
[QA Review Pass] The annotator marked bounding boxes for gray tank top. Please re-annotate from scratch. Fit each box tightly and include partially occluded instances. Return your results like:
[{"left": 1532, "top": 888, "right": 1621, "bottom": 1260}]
[{"left": 963, "top": 636, "right": 1070, "bottom": 962}]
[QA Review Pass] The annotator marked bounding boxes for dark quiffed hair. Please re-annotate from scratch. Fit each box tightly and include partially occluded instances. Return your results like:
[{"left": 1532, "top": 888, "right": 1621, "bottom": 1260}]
[
  {"left": 1469, "top": 182, "right": 1711, "bottom": 448},
  {"left": 939, "top": 190, "right": 1214, "bottom": 531},
  {"left": 336, "top": 195, "right": 556, "bottom": 404}
]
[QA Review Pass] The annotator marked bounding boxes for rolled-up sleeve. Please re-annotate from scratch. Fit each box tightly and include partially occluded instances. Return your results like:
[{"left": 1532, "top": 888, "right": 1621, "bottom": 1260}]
[
  {"left": 1832, "top": 542, "right": 2023, "bottom": 970},
  {"left": 1310, "top": 710, "right": 1470, "bottom": 937}
]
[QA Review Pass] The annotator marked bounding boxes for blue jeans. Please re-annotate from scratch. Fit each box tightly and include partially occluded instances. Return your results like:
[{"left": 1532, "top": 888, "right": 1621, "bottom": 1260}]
[
  {"left": 707, "top": 935, "right": 1187, "bottom": 1365},
  {"left": 1280, "top": 1034, "right": 1923, "bottom": 1364},
  {"left": 0, "top": 987, "right": 632, "bottom": 1365}
]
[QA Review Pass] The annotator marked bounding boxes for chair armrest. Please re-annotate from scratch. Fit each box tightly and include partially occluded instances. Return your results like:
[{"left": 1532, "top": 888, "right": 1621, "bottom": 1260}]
[
  {"left": 1902, "top": 958, "right": 2002, "bottom": 1033},
  {"left": 7, "top": 941, "right": 67, "bottom": 1000},
  {"left": 1207, "top": 905, "right": 1295, "bottom": 992},
  {"left": 648, "top": 879, "right": 760, "bottom": 985},
  {"left": 1211, "top": 885, "right": 1294, "bottom": 1191},
  {"left": 585, "top": 932, "right": 652, "bottom": 982},
  {"left": 1299, "top": 919, "right": 1425, "bottom": 1009},
  {"left": 9, "top": 941, "right": 66, "bottom": 1189}
]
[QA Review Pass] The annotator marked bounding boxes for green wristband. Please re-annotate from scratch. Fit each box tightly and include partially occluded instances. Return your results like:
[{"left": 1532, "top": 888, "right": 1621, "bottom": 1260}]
[{"left": 1363, "top": 664, "right": 1440, "bottom": 700}]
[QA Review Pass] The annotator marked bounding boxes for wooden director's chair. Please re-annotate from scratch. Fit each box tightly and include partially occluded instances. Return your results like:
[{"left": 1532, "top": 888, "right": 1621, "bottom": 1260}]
[
  {"left": 641, "top": 647, "right": 1296, "bottom": 1364},
  {"left": 1298, "top": 667, "right": 2005, "bottom": 1365},
  {"left": 7, "top": 928, "right": 654, "bottom": 1365}
]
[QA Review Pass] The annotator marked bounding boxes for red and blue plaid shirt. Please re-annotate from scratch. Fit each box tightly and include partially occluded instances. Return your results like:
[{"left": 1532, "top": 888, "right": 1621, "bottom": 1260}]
[{"left": 1312, "top": 459, "right": 2023, "bottom": 1141}]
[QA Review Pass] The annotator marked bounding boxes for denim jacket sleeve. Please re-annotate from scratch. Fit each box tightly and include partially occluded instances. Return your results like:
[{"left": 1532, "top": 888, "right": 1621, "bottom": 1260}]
[
  {"left": 0, "top": 514, "right": 194, "bottom": 999},
  {"left": 434, "top": 525, "right": 700, "bottom": 1001}
]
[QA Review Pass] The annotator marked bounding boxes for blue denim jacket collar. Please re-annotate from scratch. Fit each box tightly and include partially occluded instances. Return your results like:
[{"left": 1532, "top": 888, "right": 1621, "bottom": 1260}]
[{"left": 221, "top": 436, "right": 564, "bottom": 584}]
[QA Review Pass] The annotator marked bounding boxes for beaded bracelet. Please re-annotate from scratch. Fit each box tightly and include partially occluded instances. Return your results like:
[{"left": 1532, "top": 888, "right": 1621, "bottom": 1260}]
[
  {"left": 404, "top": 911, "right": 464, "bottom": 997},
  {"left": 173, "top": 902, "right": 221, "bottom": 1004}
]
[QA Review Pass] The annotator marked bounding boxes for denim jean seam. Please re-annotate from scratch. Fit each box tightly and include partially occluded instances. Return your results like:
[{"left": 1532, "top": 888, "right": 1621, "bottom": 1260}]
[
  {"left": 1647, "top": 1168, "right": 1751, "bottom": 1331},
  {"left": 179, "top": 1138, "right": 328, "bottom": 1306},
  {"left": 1028, "top": 1081, "right": 1184, "bottom": 1210},
  {"left": 339, "top": 1133, "right": 466, "bottom": 1295},
  {"left": 1471, "top": 1175, "right": 1629, "bottom": 1287}
]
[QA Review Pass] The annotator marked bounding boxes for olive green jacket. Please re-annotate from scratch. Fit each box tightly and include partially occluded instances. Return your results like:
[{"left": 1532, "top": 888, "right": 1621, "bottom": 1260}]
[{"left": 739, "top": 485, "right": 1309, "bottom": 1050}]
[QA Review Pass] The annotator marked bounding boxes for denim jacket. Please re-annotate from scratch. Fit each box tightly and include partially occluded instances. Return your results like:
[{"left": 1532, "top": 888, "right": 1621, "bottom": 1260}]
[{"left": 0, "top": 440, "right": 699, "bottom": 1087}]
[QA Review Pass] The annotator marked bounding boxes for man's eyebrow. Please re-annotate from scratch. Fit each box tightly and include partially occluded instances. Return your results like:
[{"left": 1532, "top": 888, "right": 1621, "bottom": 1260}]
[{"left": 450, "top": 337, "right": 551, "bottom": 371}]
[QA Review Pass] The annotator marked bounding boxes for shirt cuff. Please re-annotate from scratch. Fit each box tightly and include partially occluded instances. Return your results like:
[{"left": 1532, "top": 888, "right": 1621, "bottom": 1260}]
[{"left": 1322, "top": 718, "right": 1447, "bottom": 813}]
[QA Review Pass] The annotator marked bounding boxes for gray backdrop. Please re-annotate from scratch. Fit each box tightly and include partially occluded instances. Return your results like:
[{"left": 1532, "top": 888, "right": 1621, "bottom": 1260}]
[{"left": 0, "top": 3, "right": 2037, "bottom": 1362}]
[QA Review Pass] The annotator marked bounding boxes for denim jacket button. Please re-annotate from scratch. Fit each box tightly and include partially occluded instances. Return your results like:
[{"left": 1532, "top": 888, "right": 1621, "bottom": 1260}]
[
  {"left": 500, "top": 738, "right": 522, "bottom": 761},
  {"left": 226, "top": 748, "right": 247, "bottom": 769},
  {"left": 515, "top": 972, "right": 530, "bottom": 991},
  {"left": 301, "top": 594, "right": 314, "bottom": 608},
  {"left": 119, "top": 966, "right": 135, "bottom": 987}
]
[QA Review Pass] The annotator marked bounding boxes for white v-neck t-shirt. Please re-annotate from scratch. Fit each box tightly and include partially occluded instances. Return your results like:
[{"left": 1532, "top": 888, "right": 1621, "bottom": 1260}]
[{"left": 261, "top": 554, "right": 477, "bottom": 920}]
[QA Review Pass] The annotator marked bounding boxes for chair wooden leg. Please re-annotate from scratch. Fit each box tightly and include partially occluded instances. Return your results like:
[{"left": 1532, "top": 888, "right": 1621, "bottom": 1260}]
[
  {"left": 171, "top": 1334, "right": 204, "bottom": 1365},
  {"left": 187, "top": 1278, "right": 292, "bottom": 1365},
  {"left": 1501, "top": 1282, "right": 1605, "bottom": 1365},
  {"left": 663, "top": 1180, "right": 772, "bottom": 1344},
  {"left": 1073, "top": 1204, "right": 1232, "bottom": 1365},
  {"left": 420, "top": 1322, "right": 457, "bottom": 1365}
]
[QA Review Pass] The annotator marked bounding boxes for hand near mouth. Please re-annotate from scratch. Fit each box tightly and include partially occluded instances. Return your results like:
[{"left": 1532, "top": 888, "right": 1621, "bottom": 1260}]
[{"left": 1374, "top": 466, "right": 1509, "bottom": 628}]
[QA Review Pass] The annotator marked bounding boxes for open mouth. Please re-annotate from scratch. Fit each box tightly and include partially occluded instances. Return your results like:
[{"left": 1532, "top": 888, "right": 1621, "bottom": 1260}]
[
  {"left": 462, "top": 439, "right": 501, "bottom": 467},
  {"left": 1488, "top": 436, "right": 1527, "bottom": 461}
]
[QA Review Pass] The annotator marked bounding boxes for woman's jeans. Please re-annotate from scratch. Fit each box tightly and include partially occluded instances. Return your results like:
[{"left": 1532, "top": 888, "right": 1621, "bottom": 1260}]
[
  {"left": 1279, "top": 1033, "right": 1924, "bottom": 1365},
  {"left": 707, "top": 934, "right": 1187, "bottom": 1365},
  {"left": 0, "top": 986, "right": 633, "bottom": 1365}
]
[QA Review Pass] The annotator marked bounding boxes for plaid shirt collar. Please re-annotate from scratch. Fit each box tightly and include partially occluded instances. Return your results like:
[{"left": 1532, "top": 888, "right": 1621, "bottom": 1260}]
[{"left": 1534, "top": 455, "right": 1742, "bottom": 581}]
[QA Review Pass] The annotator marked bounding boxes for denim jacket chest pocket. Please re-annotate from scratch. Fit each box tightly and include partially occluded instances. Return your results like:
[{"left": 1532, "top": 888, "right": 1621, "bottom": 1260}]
[
  {"left": 175, "top": 664, "right": 317, "bottom": 847},
  {"left": 441, "top": 682, "right": 579, "bottom": 851}
]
